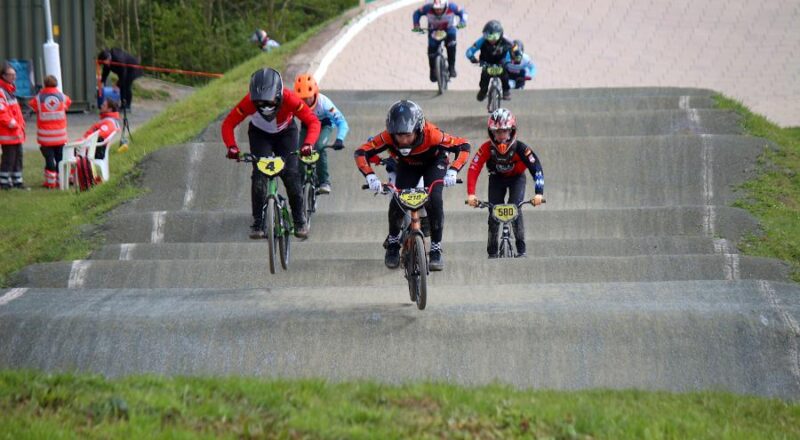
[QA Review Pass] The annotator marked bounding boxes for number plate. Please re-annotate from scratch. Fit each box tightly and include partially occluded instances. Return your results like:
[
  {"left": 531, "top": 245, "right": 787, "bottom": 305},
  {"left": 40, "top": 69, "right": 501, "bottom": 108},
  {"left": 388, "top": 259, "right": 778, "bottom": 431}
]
[
  {"left": 299, "top": 151, "right": 320, "bottom": 164},
  {"left": 398, "top": 189, "right": 429, "bottom": 209},
  {"left": 256, "top": 157, "right": 285, "bottom": 176},
  {"left": 492, "top": 204, "right": 518, "bottom": 222},
  {"left": 487, "top": 65, "right": 504, "bottom": 76},
  {"left": 432, "top": 30, "right": 447, "bottom": 41}
]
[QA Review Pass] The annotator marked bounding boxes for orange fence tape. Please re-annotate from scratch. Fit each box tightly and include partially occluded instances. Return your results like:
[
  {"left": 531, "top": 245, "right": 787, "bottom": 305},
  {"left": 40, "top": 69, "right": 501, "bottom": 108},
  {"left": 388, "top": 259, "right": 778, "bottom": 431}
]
[{"left": 97, "top": 60, "right": 224, "bottom": 78}]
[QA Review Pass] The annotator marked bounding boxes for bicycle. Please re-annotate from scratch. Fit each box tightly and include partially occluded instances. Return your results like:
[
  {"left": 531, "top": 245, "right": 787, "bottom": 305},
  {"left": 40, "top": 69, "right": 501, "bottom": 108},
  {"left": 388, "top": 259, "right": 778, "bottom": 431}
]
[
  {"left": 414, "top": 27, "right": 462, "bottom": 95},
  {"left": 241, "top": 152, "right": 294, "bottom": 274},
  {"left": 467, "top": 198, "right": 545, "bottom": 258},
  {"left": 481, "top": 63, "right": 504, "bottom": 113},
  {"left": 298, "top": 145, "right": 335, "bottom": 229}
]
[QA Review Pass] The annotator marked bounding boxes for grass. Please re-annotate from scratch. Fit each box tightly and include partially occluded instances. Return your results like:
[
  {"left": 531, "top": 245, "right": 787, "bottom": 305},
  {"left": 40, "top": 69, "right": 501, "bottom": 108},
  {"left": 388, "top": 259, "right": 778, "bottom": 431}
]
[
  {"left": 0, "top": 26, "right": 321, "bottom": 287},
  {"left": 1, "top": 371, "right": 798, "bottom": 439},
  {"left": 715, "top": 95, "right": 800, "bottom": 281}
]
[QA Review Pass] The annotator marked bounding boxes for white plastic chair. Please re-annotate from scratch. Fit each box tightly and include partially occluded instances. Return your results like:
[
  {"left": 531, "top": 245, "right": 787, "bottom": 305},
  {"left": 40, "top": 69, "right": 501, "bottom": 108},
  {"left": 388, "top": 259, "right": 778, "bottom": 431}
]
[
  {"left": 91, "top": 128, "right": 119, "bottom": 183},
  {"left": 59, "top": 130, "right": 100, "bottom": 190}
]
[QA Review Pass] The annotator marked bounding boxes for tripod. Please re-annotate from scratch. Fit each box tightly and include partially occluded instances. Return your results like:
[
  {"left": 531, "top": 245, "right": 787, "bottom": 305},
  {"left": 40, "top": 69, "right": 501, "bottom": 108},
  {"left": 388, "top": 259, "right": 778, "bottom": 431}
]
[{"left": 118, "top": 99, "right": 133, "bottom": 152}]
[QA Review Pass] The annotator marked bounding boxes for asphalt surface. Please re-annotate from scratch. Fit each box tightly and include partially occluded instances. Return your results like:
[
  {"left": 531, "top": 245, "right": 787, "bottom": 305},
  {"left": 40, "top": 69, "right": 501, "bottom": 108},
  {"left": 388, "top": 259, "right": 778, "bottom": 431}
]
[{"left": 2, "top": 3, "right": 800, "bottom": 399}]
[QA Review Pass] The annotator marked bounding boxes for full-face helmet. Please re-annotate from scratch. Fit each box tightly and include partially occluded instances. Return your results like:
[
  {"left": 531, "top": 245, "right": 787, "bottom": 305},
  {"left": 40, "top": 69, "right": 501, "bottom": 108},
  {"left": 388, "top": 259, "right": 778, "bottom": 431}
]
[
  {"left": 487, "top": 107, "right": 517, "bottom": 161},
  {"left": 511, "top": 40, "right": 525, "bottom": 62},
  {"left": 432, "top": 0, "right": 448, "bottom": 15},
  {"left": 386, "top": 100, "right": 425, "bottom": 156},
  {"left": 250, "top": 67, "right": 283, "bottom": 121},
  {"left": 482, "top": 20, "right": 503, "bottom": 43}
]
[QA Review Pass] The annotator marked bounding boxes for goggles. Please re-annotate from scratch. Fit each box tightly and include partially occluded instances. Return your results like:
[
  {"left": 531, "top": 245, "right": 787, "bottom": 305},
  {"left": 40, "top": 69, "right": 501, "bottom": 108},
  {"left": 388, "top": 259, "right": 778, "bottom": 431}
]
[{"left": 485, "top": 32, "right": 501, "bottom": 42}]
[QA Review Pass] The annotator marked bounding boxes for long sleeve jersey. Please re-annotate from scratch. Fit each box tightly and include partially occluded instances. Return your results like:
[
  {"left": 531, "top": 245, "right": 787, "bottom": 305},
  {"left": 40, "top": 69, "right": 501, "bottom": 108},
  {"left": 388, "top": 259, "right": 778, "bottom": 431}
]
[
  {"left": 467, "top": 140, "right": 544, "bottom": 195},
  {"left": 312, "top": 93, "right": 349, "bottom": 141},
  {"left": 505, "top": 53, "right": 536, "bottom": 78},
  {"left": 221, "top": 88, "right": 320, "bottom": 148},
  {"left": 413, "top": 2, "right": 467, "bottom": 30},
  {"left": 355, "top": 121, "right": 470, "bottom": 175},
  {"left": 466, "top": 37, "right": 513, "bottom": 65}
]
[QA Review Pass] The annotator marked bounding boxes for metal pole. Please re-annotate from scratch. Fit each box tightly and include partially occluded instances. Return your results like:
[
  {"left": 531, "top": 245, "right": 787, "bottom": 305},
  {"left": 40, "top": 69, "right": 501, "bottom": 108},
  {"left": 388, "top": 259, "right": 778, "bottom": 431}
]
[{"left": 42, "top": 0, "right": 64, "bottom": 92}]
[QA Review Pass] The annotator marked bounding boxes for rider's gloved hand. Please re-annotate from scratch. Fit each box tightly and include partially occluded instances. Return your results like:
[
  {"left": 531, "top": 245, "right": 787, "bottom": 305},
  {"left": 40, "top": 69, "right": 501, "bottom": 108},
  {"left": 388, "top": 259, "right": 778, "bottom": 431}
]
[
  {"left": 412, "top": 26, "right": 423, "bottom": 33},
  {"left": 467, "top": 194, "right": 478, "bottom": 207},
  {"left": 469, "top": 57, "right": 479, "bottom": 64},
  {"left": 525, "top": 76, "right": 532, "bottom": 81},
  {"left": 332, "top": 139, "right": 345, "bottom": 150},
  {"left": 226, "top": 145, "right": 241, "bottom": 161},
  {"left": 457, "top": 22, "right": 466, "bottom": 29},
  {"left": 532, "top": 194, "right": 544, "bottom": 206},
  {"left": 366, "top": 173, "right": 382, "bottom": 193},
  {"left": 444, "top": 169, "right": 458, "bottom": 187},
  {"left": 300, "top": 143, "right": 314, "bottom": 156}
]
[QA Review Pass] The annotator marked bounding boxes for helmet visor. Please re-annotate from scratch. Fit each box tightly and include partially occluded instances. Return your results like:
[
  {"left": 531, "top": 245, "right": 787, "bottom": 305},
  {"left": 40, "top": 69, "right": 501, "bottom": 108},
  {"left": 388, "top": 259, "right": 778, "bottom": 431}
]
[{"left": 485, "top": 32, "right": 501, "bottom": 42}]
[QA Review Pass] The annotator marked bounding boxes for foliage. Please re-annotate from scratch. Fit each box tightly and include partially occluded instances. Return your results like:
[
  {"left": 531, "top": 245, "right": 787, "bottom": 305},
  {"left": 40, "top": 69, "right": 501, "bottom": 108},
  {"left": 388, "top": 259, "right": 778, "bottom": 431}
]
[
  {"left": 95, "top": 0, "right": 357, "bottom": 85},
  {"left": 715, "top": 95, "right": 800, "bottom": 281}
]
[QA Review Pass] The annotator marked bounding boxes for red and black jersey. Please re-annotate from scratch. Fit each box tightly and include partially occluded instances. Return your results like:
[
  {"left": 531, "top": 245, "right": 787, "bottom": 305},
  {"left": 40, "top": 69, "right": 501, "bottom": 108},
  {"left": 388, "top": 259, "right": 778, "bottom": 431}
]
[
  {"left": 467, "top": 140, "right": 544, "bottom": 195},
  {"left": 354, "top": 121, "right": 470, "bottom": 176}
]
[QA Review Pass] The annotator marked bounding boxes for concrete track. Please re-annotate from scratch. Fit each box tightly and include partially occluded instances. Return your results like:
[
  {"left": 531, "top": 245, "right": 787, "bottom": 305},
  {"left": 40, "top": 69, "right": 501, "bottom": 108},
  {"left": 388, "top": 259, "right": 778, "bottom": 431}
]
[{"left": 2, "top": 87, "right": 799, "bottom": 398}]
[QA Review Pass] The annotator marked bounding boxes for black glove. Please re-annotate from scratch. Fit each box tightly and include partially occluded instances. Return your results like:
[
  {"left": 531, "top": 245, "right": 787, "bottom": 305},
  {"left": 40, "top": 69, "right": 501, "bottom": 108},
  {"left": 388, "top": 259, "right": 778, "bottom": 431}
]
[
  {"left": 332, "top": 139, "right": 345, "bottom": 150},
  {"left": 469, "top": 57, "right": 479, "bottom": 64}
]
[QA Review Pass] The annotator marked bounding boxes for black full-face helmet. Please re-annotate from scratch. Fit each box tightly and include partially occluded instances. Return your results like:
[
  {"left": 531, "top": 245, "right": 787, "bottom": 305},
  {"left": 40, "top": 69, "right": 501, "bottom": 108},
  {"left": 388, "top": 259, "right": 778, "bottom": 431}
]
[
  {"left": 386, "top": 100, "right": 425, "bottom": 155},
  {"left": 250, "top": 67, "right": 283, "bottom": 121},
  {"left": 482, "top": 20, "right": 503, "bottom": 43},
  {"left": 511, "top": 40, "right": 525, "bottom": 62}
]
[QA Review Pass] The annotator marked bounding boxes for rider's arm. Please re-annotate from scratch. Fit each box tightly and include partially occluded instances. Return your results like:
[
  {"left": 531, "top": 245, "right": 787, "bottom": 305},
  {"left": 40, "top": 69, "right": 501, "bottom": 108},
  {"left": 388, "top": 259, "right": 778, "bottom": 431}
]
[
  {"left": 452, "top": 2, "right": 468, "bottom": 25},
  {"left": 518, "top": 142, "right": 544, "bottom": 195},
  {"left": 412, "top": 6, "right": 426, "bottom": 28},
  {"left": 220, "top": 94, "right": 255, "bottom": 148},
  {"left": 432, "top": 126, "right": 470, "bottom": 171},
  {"left": 465, "top": 38, "right": 483, "bottom": 60},
  {"left": 354, "top": 131, "right": 391, "bottom": 176},
  {"left": 524, "top": 54, "right": 536, "bottom": 78},
  {"left": 287, "top": 89, "right": 321, "bottom": 146},
  {"left": 321, "top": 95, "right": 349, "bottom": 141},
  {"left": 466, "top": 142, "right": 490, "bottom": 195}
]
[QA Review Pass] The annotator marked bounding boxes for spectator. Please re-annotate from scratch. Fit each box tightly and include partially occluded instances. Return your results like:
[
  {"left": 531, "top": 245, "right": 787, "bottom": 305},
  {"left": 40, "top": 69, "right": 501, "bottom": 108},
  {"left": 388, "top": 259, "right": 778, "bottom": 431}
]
[
  {"left": 0, "top": 61, "right": 26, "bottom": 190},
  {"left": 97, "top": 48, "right": 143, "bottom": 111},
  {"left": 250, "top": 29, "right": 281, "bottom": 52},
  {"left": 82, "top": 98, "right": 121, "bottom": 160},
  {"left": 29, "top": 75, "right": 72, "bottom": 189}
]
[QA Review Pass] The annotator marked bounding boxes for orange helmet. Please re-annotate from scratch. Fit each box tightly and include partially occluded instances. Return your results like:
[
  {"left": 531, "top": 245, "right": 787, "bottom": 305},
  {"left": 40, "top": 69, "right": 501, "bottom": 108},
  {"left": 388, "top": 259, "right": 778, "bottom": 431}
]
[{"left": 294, "top": 73, "right": 319, "bottom": 103}]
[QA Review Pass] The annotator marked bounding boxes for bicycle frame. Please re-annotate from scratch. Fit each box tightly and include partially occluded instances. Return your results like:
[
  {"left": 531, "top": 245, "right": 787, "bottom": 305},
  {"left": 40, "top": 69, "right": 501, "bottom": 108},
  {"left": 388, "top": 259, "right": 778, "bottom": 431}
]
[{"left": 469, "top": 199, "right": 543, "bottom": 258}]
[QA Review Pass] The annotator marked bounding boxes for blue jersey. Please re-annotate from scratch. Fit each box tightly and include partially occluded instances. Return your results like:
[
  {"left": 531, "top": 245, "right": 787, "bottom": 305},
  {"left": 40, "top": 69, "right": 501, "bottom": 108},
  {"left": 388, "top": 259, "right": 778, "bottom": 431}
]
[
  {"left": 312, "top": 93, "right": 349, "bottom": 141},
  {"left": 413, "top": 2, "right": 467, "bottom": 31},
  {"left": 505, "top": 53, "right": 536, "bottom": 78},
  {"left": 466, "top": 36, "right": 512, "bottom": 65}
]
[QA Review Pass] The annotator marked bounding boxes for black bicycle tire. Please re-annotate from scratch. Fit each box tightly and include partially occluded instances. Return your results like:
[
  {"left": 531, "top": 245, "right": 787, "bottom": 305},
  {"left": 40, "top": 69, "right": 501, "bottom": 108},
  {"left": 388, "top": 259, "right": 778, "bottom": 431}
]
[
  {"left": 413, "top": 233, "right": 428, "bottom": 310},
  {"left": 265, "top": 197, "right": 277, "bottom": 274},
  {"left": 303, "top": 182, "right": 314, "bottom": 228},
  {"left": 278, "top": 202, "right": 290, "bottom": 270},
  {"left": 500, "top": 238, "right": 514, "bottom": 258},
  {"left": 488, "top": 85, "right": 501, "bottom": 113},
  {"left": 437, "top": 54, "right": 447, "bottom": 94}
]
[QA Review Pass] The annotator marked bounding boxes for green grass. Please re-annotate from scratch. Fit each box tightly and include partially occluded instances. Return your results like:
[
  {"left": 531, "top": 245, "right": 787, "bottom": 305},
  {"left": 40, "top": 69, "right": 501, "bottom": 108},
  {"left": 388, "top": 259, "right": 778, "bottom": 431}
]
[
  {"left": 715, "top": 95, "right": 800, "bottom": 281},
  {"left": 0, "top": 26, "right": 321, "bottom": 287},
  {"left": 1, "top": 371, "right": 798, "bottom": 439}
]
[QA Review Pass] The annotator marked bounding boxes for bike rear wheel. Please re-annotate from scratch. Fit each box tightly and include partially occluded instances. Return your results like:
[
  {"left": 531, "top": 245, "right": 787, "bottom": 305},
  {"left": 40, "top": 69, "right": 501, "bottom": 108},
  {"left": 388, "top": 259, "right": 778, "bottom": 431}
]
[
  {"left": 265, "top": 197, "right": 277, "bottom": 274},
  {"left": 499, "top": 238, "right": 514, "bottom": 258},
  {"left": 410, "top": 233, "right": 428, "bottom": 310},
  {"left": 279, "top": 203, "right": 291, "bottom": 270}
]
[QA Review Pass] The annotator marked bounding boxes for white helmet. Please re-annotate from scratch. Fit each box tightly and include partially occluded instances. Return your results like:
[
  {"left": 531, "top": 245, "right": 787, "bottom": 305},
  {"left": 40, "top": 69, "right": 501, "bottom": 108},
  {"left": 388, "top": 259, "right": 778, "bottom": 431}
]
[{"left": 432, "top": 0, "right": 448, "bottom": 15}]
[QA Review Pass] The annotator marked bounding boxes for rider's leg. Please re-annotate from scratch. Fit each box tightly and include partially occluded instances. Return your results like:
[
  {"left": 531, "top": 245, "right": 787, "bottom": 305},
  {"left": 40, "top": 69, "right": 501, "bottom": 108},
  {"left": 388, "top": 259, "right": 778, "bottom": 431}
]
[
  {"left": 385, "top": 164, "right": 424, "bottom": 268},
  {"left": 273, "top": 124, "right": 308, "bottom": 236},
  {"left": 423, "top": 160, "right": 447, "bottom": 270},
  {"left": 501, "top": 70, "right": 511, "bottom": 100},
  {"left": 247, "top": 124, "right": 275, "bottom": 237},
  {"left": 446, "top": 31, "right": 457, "bottom": 77},
  {"left": 477, "top": 70, "right": 489, "bottom": 101},
  {"left": 508, "top": 174, "right": 527, "bottom": 256},
  {"left": 315, "top": 125, "right": 333, "bottom": 189},
  {"left": 427, "top": 40, "right": 438, "bottom": 82}
]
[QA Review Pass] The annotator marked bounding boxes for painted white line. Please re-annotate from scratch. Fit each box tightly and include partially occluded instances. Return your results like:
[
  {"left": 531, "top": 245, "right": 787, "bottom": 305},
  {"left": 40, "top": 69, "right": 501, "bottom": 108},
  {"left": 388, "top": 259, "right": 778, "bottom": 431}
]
[
  {"left": 119, "top": 243, "right": 135, "bottom": 261},
  {"left": 759, "top": 280, "right": 800, "bottom": 388},
  {"left": 724, "top": 253, "right": 740, "bottom": 280},
  {"left": 151, "top": 211, "right": 167, "bottom": 244},
  {"left": 703, "top": 205, "right": 716, "bottom": 237},
  {"left": 68, "top": 260, "right": 91, "bottom": 288},
  {"left": 701, "top": 134, "right": 714, "bottom": 205},
  {"left": 0, "top": 288, "right": 28, "bottom": 306},
  {"left": 314, "top": 0, "right": 424, "bottom": 83},
  {"left": 678, "top": 95, "right": 690, "bottom": 110},
  {"left": 182, "top": 143, "right": 203, "bottom": 211}
]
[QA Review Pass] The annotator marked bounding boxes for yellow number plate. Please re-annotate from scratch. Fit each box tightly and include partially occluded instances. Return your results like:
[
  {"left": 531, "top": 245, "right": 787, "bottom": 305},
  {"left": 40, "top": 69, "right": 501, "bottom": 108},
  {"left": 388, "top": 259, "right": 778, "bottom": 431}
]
[
  {"left": 398, "top": 190, "right": 429, "bottom": 209},
  {"left": 487, "top": 65, "right": 504, "bottom": 76},
  {"left": 299, "top": 151, "right": 320, "bottom": 164},
  {"left": 492, "top": 204, "right": 518, "bottom": 222},
  {"left": 432, "top": 30, "right": 447, "bottom": 41},
  {"left": 256, "top": 157, "right": 285, "bottom": 176}
]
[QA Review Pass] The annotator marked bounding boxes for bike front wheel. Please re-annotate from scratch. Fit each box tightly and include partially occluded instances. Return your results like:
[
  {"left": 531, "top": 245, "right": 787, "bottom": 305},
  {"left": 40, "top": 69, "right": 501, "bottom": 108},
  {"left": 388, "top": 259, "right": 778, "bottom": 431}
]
[
  {"left": 487, "top": 84, "right": 501, "bottom": 113},
  {"left": 437, "top": 54, "right": 448, "bottom": 94},
  {"left": 303, "top": 182, "right": 316, "bottom": 228},
  {"left": 265, "top": 197, "right": 277, "bottom": 274},
  {"left": 410, "top": 233, "right": 428, "bottom": 310}
]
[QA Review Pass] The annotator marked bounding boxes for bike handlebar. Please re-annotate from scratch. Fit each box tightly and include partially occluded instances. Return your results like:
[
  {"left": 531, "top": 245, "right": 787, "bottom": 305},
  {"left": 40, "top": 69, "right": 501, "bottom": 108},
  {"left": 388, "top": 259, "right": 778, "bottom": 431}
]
[
  {"left": 361, "top": 178, "right": 463, "bottom": 193},
  {"left": 465, "top": 198, "right": 546, "bottom": 208}
]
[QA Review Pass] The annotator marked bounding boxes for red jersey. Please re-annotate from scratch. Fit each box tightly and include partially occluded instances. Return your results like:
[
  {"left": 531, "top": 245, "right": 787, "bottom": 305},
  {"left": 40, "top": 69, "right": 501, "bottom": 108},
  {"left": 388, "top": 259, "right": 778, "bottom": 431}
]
[
  {"left": 221, "top": 88, "right": 320, "bottom": 148},
  {"left": 467, "top": 140, "right": 544, "bottom": 195}
]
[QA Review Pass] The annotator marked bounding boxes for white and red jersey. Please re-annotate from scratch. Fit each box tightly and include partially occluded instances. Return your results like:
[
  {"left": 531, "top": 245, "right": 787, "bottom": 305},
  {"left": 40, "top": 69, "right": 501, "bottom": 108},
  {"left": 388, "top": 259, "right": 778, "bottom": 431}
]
[{"left": 221, "top": 88, "right": 320, "bottom": 147}]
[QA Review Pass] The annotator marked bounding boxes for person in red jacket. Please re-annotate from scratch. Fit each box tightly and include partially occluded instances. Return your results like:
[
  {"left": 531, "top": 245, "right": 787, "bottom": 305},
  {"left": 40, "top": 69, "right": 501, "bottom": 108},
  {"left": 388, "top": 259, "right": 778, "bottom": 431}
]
[
  {"left": 466, "top": 108, "right": 544, "bottom": 258},
  {"left": 355, "top": 100, "right": 470, "bottom": 271},
  {"left": 29, "top": 75, "right": 72, "bottom": 189},
  {"left": 0, "top": 61, "right": 26, "bottom": 190},
  {"left": 221, "top": 67, "right": 320, "bottom": 239},
  {"left": 82, "top": 98, "right": 121, "bottom": 160}
]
